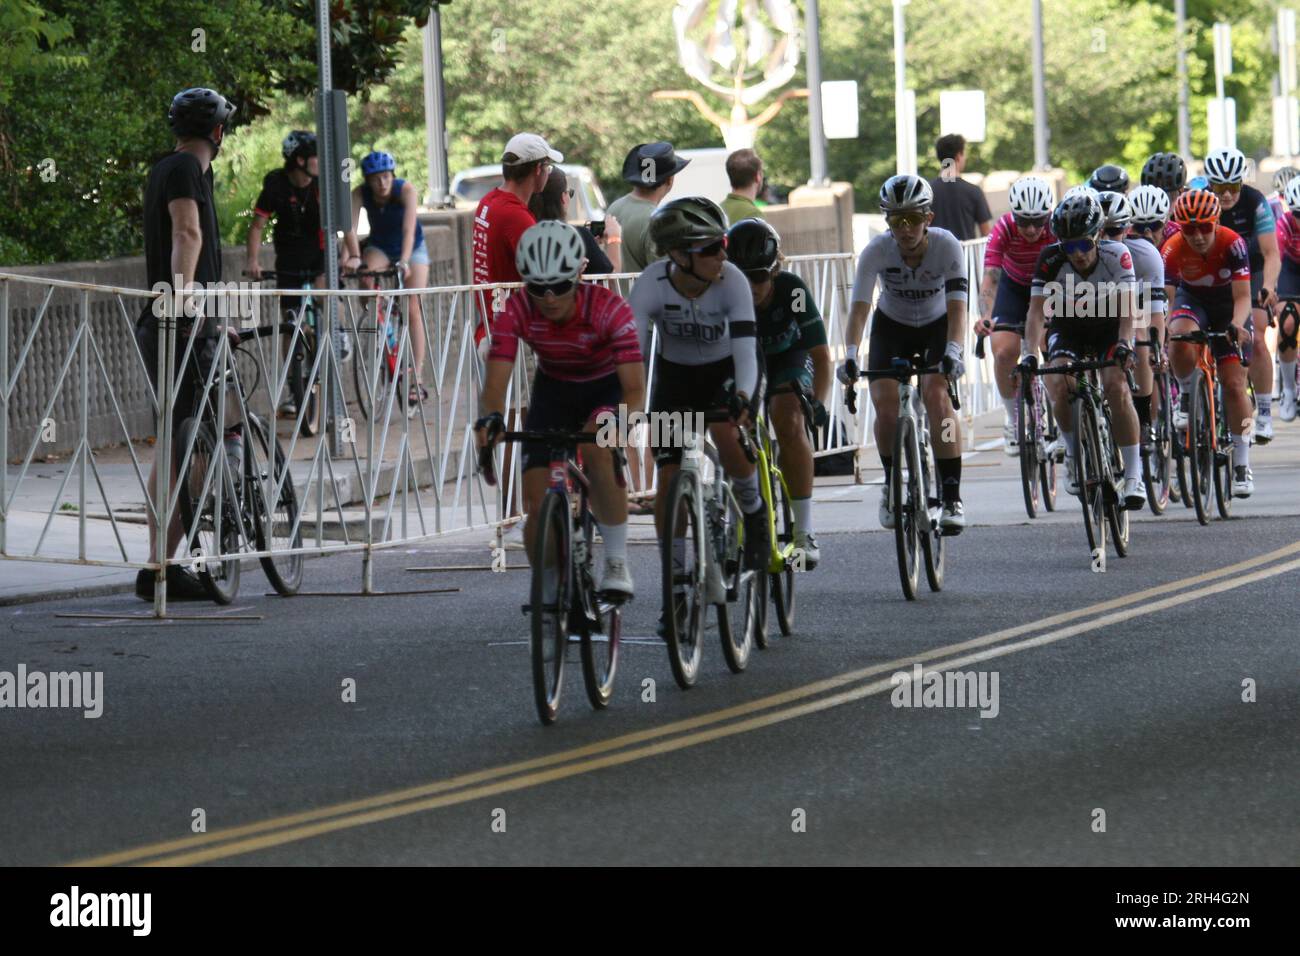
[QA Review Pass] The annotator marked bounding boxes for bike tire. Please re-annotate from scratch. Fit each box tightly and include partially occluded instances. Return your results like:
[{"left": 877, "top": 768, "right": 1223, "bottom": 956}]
[
  {"left": 1213, "top": 384, "right": 1234, "bottom": 520},
  {"left": 920, "top": 429, "right": 945, "bottom": 592},
  {"left": 530, "top": 490, "right": 570, "bottom": 724},
  {"left": 248, "top": 415, "right": 303, "bottom": 596},
  {"left": 1076, "top": 397, "right": 1106, "bottom": 558},
  {"left": 175, "top": 417, "right": 241, "bottom": 604},
  {"left": 1103, "top": 409, "right": 1129, "bottom": 558},
  {"left": 661, "top": 471, "right": 704, "bottom": 690},
  {"left": 1017, "top": 374, "right": 1040, "bottom": 518},
  {"left": 893, "top": 416, "right": 921, "bottom": 600},
  {"left": 1143, "top": 372, "right": 1171, "bottom": 514},
  {"left": 717, "top": 483, "right": 753, "bottom": 674},
  {"left": 769, "top": 468, "right": 796, "bottom": 638},
  {"left": 1040, "top": 393, "right": 1059, "bottom": 512},
  {"left": 578, "top": 511, "right": 620, "bottom": 710},
  {"left": 1187, "top": 371, "right": 1213, "bottom": 526}
]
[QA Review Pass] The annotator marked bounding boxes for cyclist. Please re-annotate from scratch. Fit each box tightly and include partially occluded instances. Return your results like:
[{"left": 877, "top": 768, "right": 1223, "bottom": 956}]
[
  {"left": 341, "top": 150, "right": 429, "bottom": 413},
  {"left": 1088, "top": 164, "right": 1131, "bottom": 194},
  {"left": 837, "top": 175, "right": 968, "bottom": 534},
  {"left": 975, "top": 175, "right": 1056, "bottom": 456},
  {"left": 1268, "top": 166, "right": 1298, "bottom": 224},
  {"left": 1019, "top": 190, "right": 1146, "bottom": 511},
  {"left": 1203, "top": 147, "right": 1279, "bottom": 442},
  {"left": 1161, "top": 190, "right": 1256, "bottom": 496},
  {"left": 1098, "top": 190, "right": 1167, "bottom": 450},
  {"left": 726, "top": 217, "right": 832, "bottom": 569},
  {"left": 1141, "top": 152, "right": 1188, "bottom": 246},
  {"left": 627, "top": 196, "right": 767, "bottom": 635},
  {"left": 474, "top": 221, "right": 645, "bottom": 598},
  {"left": 1272, "top": 175, "right": 1300, "bottom": 421}
]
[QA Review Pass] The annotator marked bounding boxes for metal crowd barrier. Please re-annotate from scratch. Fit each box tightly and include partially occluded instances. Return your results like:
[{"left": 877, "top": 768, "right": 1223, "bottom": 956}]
[{"left": 1, "top": 244, "right": 998, "bottom": 613}]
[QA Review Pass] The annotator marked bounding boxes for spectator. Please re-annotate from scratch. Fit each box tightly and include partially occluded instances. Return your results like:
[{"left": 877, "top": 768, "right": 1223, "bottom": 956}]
[
  {"left": 929, "top": 133, "right": 993, "bottom": 240},
  {"left": 528, "top": 166, "right": 615, "bottom": 274},
  {"left": 470, "top": 132, "right": 559, "bottom": 352},
  {"left": 135, "top": 87, "right": 238, "bottom": 602},
  {"left": 722, "top": 148, "right": 766, "bottom": 224},
  {"left": 606, "top": 142, "right": 690, "bottom": 273}
]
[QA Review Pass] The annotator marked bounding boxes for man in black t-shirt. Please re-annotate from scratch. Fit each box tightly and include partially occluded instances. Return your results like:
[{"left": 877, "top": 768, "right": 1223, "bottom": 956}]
[
  {"left": 246, "top": 130, "right": 324, "bottom": 287},
  {"left": 928, "top": 134, "right": 993, "bottom": 241},
  {"left": 135, "top": 87, "right": 236, "bottom": 602}
]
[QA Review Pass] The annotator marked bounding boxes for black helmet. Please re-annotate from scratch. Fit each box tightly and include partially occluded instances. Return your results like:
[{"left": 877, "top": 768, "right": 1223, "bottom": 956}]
[
  {"left": 1051, "top": 192, "right": 1104, "bottom": 241},
  {"left": 282, "top": 130, "right": 317, "bottom": 161},
  {"left": 622, "top": 142, "right": 691, "bottom": 187},
  {"left": 1088, "top": 164, "right": 1130, "bottom": 194},
  {"left": 168, "top": 87, "right": 235, "bottom": 139},
  {"left": 649, "top": 196, "right": 728, "bottom": 254},
  {"left": 1141, "top": 152, "right": 1186, "bottom": 190},
  {"left": 725, "top": 218, "right": 780, "bottom": 274}
]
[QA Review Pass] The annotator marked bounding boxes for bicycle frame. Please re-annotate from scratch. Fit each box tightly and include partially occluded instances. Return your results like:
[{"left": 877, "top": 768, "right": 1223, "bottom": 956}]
[{"left": 752, "top": 385, "right": 813, "bottom": 574}]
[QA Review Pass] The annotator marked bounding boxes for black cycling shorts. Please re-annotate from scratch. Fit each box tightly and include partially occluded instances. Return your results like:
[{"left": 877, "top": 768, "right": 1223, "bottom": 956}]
[
  {"left": 991, "top": 275, "right": 1032, "bottom": 333},
  {"left": 275, "top": 253, "right": 325, "bottom": 313},
  {"left": 1169, "top": 289, "right": 1253, "bottom": 364},
  {"left": 649, "top": 356, "right": 734, "bottom": 466},
  {"left": 866, "top": 310, "right": 948, "bottom": 381},
  {"left": 1045, "top": 318, "right": 1120, "bottom": 363},
  {"left": 521, "top": 370, "right": 623, "bottom": 472}
]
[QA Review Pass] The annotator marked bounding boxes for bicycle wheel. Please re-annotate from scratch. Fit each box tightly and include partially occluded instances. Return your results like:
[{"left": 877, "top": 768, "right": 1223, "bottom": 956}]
[
  {"left": 351, "top": 302, "right": 378, "bottom": 422},
  {"left": 1040, "top": 391, "right": 1059, "bottom": 512},
  {"left": 1103, "top": 412, "right": 1129, "bottom": 558},
  {"left": 661, "top": 471, "right": 704, "bottom": 690},
  {"left": 175, "top": 417, "right": 241, "bottom": 604},
  {"left": 1017, "top": 373, "right": 1040, "bottom": 518},
  {"left": 1076, "top": 398, "right": 1106, "bottom": 557},
  {"left": 247, "top": 415, "right": 303, "bottom": 595},
  {"left": 577, "top": 511, "right": 620, "bottom": 710},
  {"left": 893, "top": 416, "right": 921, "bottom": 600},
  {"left": 769, "top": 467, "right": 796, "bottom": 638},
  {"left": 530, "top": 490, "right": 570, "bottom": 724},
  {"left": 1212, "top": 384, "right": 1233, "bottom": 520},
  {"left": 292, "top": 333, "right": 323, "bottom": 439},
  {"left": 920, "top": 436, "right": 945, "bottom": 592},
  {"left": 716, "top": 483, "right": 754, "bottom": 674},
  {"left": 1143, "top": 372, "right": 1171, "bottom": 514},
  {"left": 1187, "top": 371, "right": 1213, "bottom": 526}
]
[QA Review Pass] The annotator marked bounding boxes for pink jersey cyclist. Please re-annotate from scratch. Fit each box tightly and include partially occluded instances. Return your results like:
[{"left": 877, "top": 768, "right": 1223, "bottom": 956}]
[
  {"left": 984, "top": 211, "right": 1056, "bottom": 285},
  {"left": 489, "top": 283, "right": 642, "bottom": 382}
]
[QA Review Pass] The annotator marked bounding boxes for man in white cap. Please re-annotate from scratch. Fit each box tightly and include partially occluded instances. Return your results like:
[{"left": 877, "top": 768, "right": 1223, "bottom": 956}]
[{"left": 472, "top": 133, "right": 563, "bottom": 351}]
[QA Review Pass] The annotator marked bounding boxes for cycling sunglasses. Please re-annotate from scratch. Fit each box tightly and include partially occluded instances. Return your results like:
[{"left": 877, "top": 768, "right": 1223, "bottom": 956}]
[
  {"left": 1062, "top": 238, "right": 1097, "bottom": 255},
  {"left": 886, "top": 212, "right": 927, "bottom": 229},
  {"left": 688, "top": 238, "right": 727, "bottom": 257},
  {"left": 1180, "top": 221, "right": 1216, "bottom": 236},
  {"left": 1209, "top": 182, "right": 1242, "bottom": 196},
  {"left": 1130, "top": 220, "right": 1163, "bottom": 232},
  {"left": 1103, "top": 225, "right": 1128, "bottom": 238},
  {"left": 744, "top": 267, "right": 777, "bottom": 284},
  {"left": 1014, "top": 215, "right": 1049, "bottom": 229},
  {"left": 525, "top": 278, "right": 576, "bottom": 298}
]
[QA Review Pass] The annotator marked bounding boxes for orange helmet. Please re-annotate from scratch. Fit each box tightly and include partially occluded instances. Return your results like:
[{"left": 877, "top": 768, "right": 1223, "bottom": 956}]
[{"left": 1172, "top": 189, "right": 1220, "bottom": 225}]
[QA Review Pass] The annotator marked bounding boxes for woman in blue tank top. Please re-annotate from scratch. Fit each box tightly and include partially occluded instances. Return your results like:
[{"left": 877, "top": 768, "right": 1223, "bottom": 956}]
[{"left": 342, "top": 151, "right": 429, "bottom": 410}]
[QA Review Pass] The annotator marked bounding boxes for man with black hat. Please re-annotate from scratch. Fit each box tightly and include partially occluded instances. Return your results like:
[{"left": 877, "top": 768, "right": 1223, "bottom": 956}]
[{"left": 606, "top": 142, "right": 691, "bottom": 274}]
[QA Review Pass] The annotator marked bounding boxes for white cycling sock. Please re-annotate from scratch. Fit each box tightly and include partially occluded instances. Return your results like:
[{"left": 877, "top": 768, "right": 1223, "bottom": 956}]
[
  {"left": 599, "top": 521, "right": 627, "bottom": 563},
  {"left": 733, "top": 471, "right": 762, "bottom": 514},
  {"left": 1176, "top": 374, "right": 1193, "bottom": 396},
  {"left": 1258, "top": 395, "right": 1272, "bottom": 416},
  {"left": 1003, "top": 395, "right": 1018, "bottom": 421},
  {"left": 1232, "top": 434, "right": 1250, "bottom": 467},
  {"left": 1282, "top": 361, "right": 1298, "bottom": 398},
  {"left": 1121, "top": 443, "right": 1141, "bottom": 481},
  {"left": 792, "top": 496, "right": 813, "bottom": 535}
]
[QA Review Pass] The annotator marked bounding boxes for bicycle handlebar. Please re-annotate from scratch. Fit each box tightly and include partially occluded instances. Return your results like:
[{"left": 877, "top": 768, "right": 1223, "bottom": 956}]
[{"left": 844, "top": 359, "right": 962, "bottom": 415}]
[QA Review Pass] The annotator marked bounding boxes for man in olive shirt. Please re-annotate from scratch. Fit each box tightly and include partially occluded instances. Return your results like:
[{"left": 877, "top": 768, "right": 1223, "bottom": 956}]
[
  {"left": 722, "top": 148, "right": 765, "bottom": 225},
  {"left": 605, "top": 142, "right": 689, "bottom": 273},
  {"left": 928, "top": 134, "right": 993, "bottom": 240}
]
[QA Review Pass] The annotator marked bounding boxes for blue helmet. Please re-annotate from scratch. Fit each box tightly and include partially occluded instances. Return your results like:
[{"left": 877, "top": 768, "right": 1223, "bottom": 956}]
[{"left": 361, "top": 151, "right": 396, "bottom": 176}]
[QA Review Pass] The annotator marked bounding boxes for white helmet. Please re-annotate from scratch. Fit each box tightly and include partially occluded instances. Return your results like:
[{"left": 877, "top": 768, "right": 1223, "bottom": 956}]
[
  {"left": 1062, "top": 184, "right": 1101, "bottom": 204},
  {"left": 1129, "top": 185, "right": 1171, "bottom": 224},
  {"left": 1008, "top": 176, "right": 1054, "bottom": 218},
  {"left": 1285, "top": 175, "right": 1300, "bottom": 213},
  {"left": 1203, "top": 147, "right": 1247, "bottom": 185},
  {"left": 1097, "top": 190, "right": 1133, "bottom": 228},
  {"left": 515, "top": 221, "right": 587, "bottom": 286}
]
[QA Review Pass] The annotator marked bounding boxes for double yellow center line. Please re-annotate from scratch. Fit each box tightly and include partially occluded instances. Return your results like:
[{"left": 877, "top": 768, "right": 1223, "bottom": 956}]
[{"left": 68, "top": 539, "right": 1300, "bottom": 866}]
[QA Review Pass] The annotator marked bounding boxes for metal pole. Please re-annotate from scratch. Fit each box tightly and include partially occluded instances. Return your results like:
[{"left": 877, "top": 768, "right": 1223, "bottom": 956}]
[
  {"left": 1283, "top": 8, "right": 1297, "bottom": 164},
  {"left": 1032, "top": 0, "right": 1049, "bottom": 169},
  {"left": 805, "top": 0, "right": 829, "bottom": 186},
  {"left": 892, "top": 0, "right": 907, "bottom": 175},
  {"left": 422, "top": 5, "right": 451, "bottom": 206},
  {"left": 0, "top": 279, "right": 8, "bottom": 556},
  {"left": 316, "top": 0, "right": 343, "bottom": 458},
  {"left": 1176, "top": 0, "right": 1191, "bottom": 159}
]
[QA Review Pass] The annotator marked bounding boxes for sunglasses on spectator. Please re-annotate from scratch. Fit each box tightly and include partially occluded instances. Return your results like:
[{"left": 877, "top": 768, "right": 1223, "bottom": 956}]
[
  {"left": 886, "top": 212, "right": 927, "bottom": 229},
  {"left": 688, "top": 239, "right": 727, "bottom": 257},
  {"left": 1209, "top": 182, "right": 1242, "bottom": 196},
  {"left": 1062, "top": 238, "right": 1096, "bottom": 255},
  {"left": 1014, "top": 215, "right": 1048, "bottom": 229},
  {"left": 526, "top": 279, "right": 576, "bottom": 298},
  {"left": 1180, "top": 221, "right": 1217, "bottom": 236}
]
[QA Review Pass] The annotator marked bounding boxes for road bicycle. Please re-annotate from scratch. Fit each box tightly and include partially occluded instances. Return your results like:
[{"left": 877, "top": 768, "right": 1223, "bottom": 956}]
[
  {"left": 346, "top": 267, "right": 420, "bottom": 421},
  {"left": 244, "top": 269, "right": 328, "bottom": 438},
  {"left": 479, "top": 427, "right": 626, "bottom": 725},
  {"left": 1034, "top": 356, "right": 1132, "bottom": 561},
  {"left": 846, "top": 355, "right": 959, "bottom": 601},
  {"left": 975, "top": 333, "right": 1058, "bottom": 519},
  {"left": 659, "top": 408, "right": 762, "bottom": 689},
  {"left": 1138, "top": 327, "right": 1174, "bottom": 514},
  {"left": 173, "top": 323, "right": 304, "bottom": 603},
  {"left": 1169, "top": 328, "right": 1238, "bottom": 525}
]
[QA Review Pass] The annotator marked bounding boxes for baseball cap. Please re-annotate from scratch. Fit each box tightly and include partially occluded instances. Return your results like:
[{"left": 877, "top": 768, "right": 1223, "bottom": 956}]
[{"left": 502, "top": 133, "right": 563, "bottom": 166}]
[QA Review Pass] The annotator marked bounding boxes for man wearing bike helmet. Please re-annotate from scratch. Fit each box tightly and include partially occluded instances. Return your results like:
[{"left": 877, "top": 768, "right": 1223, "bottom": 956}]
[
  {"left": 1203, "top": 147, "right": 1280, "bottom": 443},
  {"left": 628, "top": 196, "right": 768, "bottom": 631},
  {"left": 341, "top": 150, "right": 430, "bottom": 412},
  {"left": 135, "top": 87, "right": 238, "bottom": 602},
  {"left": 1142, "top": 152, "right": 1188, "bottom": 246},
  {"left": 1270, "top": 176, "right": 1300, "bottom": 420},
  {"left": 475, "top": 221, "right": 645, "bottom": 598},
  {"left": 1019, "top": 190, "right": 1147, "bottom": 510},
  {"left": 838, "top": 174, "right": 969, "bottom": 533},
  {"left": 727, "top": 217, "right": 831, "bottom": 569},
  {"left": 247, "top": 131, "right": 322, "bottom": 286},
  {"left": 976, "top": 175, "right": 1056, "bottom": 456},
  {"left": 1269, "top": 165, "right": 1298, "bottom": 224},
  {"left": 1161, "top": 189, "right": 1256, "bottom": 496},
  {"left": 1089, "top": 164, "right": 1131, "bottom": 195}
]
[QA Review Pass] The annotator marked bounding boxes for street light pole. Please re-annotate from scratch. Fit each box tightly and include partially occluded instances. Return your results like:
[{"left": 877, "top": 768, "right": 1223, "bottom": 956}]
[
  {"left": 1031, "top": 0, "right": 1049, "bottom": 170},
  {"left": 1176, "top": 0, "right": 1191, "bottom": 159},
  {"left": 422, "top": 4, "right": 451, "bottom": 206},
  {"left": 805, "top": 0, "right": 829, "bottom": 186},
  {"left": 893, "top": 0, "right": 912, "bottom": 175}
]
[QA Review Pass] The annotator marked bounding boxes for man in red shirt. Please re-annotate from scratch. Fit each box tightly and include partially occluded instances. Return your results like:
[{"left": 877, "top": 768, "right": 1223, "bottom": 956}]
[{"left": 472, "top": 133, "right": 562, "bottom": 356}]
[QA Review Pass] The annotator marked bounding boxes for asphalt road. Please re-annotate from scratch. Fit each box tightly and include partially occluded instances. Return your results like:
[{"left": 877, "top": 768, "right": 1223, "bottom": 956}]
[{"left": 2, "top": 422, "right": 1298, "bottom": 866}]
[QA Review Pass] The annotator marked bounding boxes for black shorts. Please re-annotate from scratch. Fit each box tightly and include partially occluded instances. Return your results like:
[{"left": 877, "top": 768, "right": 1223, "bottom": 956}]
[
  {"left": 1045, "top": 318, "right": 1120, "bottom": 363},
  {"left": 275, "top": 253, "right": 325, "bottom": 313},
  {"left": 1169, "top": 290, "right": 1253, "bottom": 364},
  {"left": 991, "top": 275, "right": 1032, "bottom": 333},
  {"left": 650, "top": 357, "right": 734, "bottom": 465},
  {"left": 866, "top": 310, "right": 947, "bottom": 381},
  {"left": 136, "top": 320, "right": 221, "bottom": 437},
  {"left": 1277, "top": 258, "right": 1300, "bottom": 300},
  {"left": 521, "top": 370, "right": 622, "bottom": 471}
]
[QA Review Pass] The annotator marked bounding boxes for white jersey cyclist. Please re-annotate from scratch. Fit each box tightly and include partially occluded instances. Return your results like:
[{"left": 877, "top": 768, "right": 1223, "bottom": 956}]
[{"left": 849, "top": 226, "right": 969, "bottom": 325}]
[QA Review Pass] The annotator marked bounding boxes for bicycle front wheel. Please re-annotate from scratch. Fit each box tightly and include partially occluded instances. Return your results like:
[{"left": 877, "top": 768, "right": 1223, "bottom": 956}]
[
  {"left": 1040, "top": 390, "right": 1059, "bottom": 512},
  {"left": 248, "top": 415, "right": 303, "bottom": 595},
  {"left": 1143, "top": 372, "right": 1171, "bottom": 514},
  {"left": 893, "top": 416, "right": 921, "bottom": 600},
  {"left": 1076, "top": 398, "right": 1106, "bottom": 558},
  {"left": 661, "top": 471, "right": 704, "bottom": 689},
  {"left": 716, "top": 483, "right": 753, "bottom": 673},
  {"left": 530, "top": 490, "right": 571, "bottom": 724},
  {"left": 1017, "top": 374, "right": 1040, "bottom": 518},
  {"left": 1212, "top": 385, "right": 1233, "bottom": 520},
  {"left": 769, "top": 467, "right": 796, "bottom": 638},
  {"left": 1187, "top": 371, "right": 1213, "bottom": 526},
  {"left": 1103, "top": 413, "right": 1129, "bottom": 558},
  {"left": 920, "top": 439, "right": 945, "bottom": 592}
]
